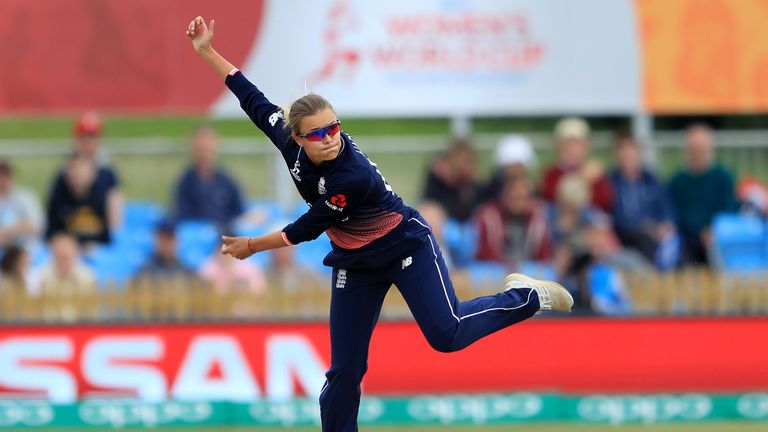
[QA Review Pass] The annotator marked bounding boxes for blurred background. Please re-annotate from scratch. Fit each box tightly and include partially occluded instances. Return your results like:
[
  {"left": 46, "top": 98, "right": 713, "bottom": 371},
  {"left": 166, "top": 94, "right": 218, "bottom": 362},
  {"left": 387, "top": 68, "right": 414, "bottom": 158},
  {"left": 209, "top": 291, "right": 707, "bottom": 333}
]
[{"left": 1, "top": 0, "right": 768, "bottom": 430}]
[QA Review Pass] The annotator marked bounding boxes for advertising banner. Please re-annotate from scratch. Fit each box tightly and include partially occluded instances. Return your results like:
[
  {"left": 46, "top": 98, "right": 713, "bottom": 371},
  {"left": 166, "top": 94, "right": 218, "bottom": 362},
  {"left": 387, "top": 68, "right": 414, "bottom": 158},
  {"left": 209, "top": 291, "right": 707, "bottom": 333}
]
[
  {"left": 1, "top": 393, "right": 768, "bottom": 428},
  {"left": 637, "top": 0, "right": 768, "bottom": 113},
  {"left": 212, "top": 0, "right": 641, "bottom": 117},
  {"left": 1, "top": 0, "right": 640, "bottom": 116},
  {"left": 5, "top": 0, "right": 768, "bottom": 115},
  {"left": 1, "top": 319, "right": 767, "bottom": 403}
]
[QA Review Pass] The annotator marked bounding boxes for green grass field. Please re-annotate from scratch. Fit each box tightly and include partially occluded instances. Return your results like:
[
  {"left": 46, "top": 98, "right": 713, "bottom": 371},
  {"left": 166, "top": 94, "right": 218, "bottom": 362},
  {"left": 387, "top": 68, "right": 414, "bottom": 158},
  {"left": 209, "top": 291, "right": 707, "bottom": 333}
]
[{"left": 13, "top": 424, "right": 768, "bottom": 432}]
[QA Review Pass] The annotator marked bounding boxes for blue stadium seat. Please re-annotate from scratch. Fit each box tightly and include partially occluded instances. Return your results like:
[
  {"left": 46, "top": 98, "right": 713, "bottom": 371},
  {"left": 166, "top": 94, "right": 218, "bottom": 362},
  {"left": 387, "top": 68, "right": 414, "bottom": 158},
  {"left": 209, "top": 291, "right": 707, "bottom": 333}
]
[
  {"left": 466, "top": 261, "right": 506, "bottom": 287},
  {"left": 711, "top": 213, "right": 768, "bottom": 271},
  {"left": 295, "top": 233, "right": 333, "bottom": 275},
  {"left": 123, "top": 201, "right": 165, "bottom": 230},
  {"left": 85, "top": 245, "right": 144, "bottom": 287},
  {"left": 175, "top": 220, "right": 220, "bottom": 270},
  {"left": 444, "top": 219, "right": 478, "bottom": 267}
]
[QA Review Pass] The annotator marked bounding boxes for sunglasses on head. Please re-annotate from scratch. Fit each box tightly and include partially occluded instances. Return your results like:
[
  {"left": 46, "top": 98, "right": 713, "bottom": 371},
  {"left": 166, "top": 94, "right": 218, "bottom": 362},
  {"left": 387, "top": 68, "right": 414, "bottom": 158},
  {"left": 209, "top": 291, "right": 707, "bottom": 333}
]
[{"left": 298, "top": 120, "right": 341, "bottom": 142}]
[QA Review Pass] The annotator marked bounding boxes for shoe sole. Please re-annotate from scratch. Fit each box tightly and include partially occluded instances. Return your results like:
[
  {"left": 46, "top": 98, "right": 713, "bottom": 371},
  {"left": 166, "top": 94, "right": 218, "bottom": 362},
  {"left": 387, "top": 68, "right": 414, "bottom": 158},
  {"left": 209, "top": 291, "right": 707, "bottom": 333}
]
[{"left": 505, "top": 273, "right": 574, "bottom": 312}]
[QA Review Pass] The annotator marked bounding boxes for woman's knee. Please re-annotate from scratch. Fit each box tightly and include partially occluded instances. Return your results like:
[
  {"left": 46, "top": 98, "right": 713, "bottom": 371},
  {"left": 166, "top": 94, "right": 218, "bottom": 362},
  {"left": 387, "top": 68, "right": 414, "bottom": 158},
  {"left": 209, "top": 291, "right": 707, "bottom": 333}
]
[{"left": 425, "top": 329, "right": 460, "bottom": 353}]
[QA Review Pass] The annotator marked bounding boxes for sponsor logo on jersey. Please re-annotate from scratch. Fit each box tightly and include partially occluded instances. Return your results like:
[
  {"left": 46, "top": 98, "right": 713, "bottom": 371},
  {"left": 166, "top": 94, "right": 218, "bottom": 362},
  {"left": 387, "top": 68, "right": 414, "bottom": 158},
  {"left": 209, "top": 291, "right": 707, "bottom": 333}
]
[
  {"left": 329, "top": 194, "right": 347, "bottom": 207},
  {"left": 402, "top": 256, "right": 413, "bottom": 269},
  {"left": 325, "top": 194, "right": 347, "bottom": 211}
]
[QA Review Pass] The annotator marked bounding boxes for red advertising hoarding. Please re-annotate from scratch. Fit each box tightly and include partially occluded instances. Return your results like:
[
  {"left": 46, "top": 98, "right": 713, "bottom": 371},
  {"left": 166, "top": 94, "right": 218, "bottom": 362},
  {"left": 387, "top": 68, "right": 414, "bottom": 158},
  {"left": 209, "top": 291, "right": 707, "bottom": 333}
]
[
  {"left": 0, "top": 318, "right": 766, "bottom": 402},
  {"left": 0, "top": 0, "right": 264, "bottom": 114}
]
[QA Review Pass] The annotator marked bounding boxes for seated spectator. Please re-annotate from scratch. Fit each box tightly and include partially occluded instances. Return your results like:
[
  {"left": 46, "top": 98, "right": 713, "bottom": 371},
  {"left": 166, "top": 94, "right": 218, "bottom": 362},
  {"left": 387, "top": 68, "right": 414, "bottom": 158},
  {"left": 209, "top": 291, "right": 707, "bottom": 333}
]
[
  {"left": 0, "top": 245, "right": 33, "bottom": 292},
  {"left": 609, "top": 131, "right": 675, "bottom": 263},
  {"left": 668, "top": 124, "right": 737, "bottom": 266},
  {"left": 540, "top": 117, "right": 614, "bottom": 212},
  {"left": 135, "top": 220, "right": 195, "bottom": 280},
  {"left": 199, "top": 234, "right": 267, "bottom": 293},
  {"left": 49, "top": 112, "right": 123, "bottom": 229},
  {"left": 483, "top": 135, "right": 537, "bottom": 200},
  {"left": 37, "top": 233, "right": 97, "bottom": 321},
  {"left": 268, "top": 246, "right": 319, "bottom": 293},
  {"left": 174, "top": 125, "right": 244, "bottom": 227},
  {"left": 475, "top": 176, "right": 551, "bottom": 269},
  {"left": 736, "top": 175, "right": 768, "bottom": 217},
  {"left": 422, "top": 138, "right": 482, "bottom": 222},
  {"left": 548, "top": 174, "right": 602, "bottom": 255},
  {"left": 0, "top": 160, "right": 44, "bottom": 249},
  {"left": 584, "top": 213, "right": 653, "bottom": 274},
  {"left": 46, "top": 154, "right": 112, "bottom": 245}
]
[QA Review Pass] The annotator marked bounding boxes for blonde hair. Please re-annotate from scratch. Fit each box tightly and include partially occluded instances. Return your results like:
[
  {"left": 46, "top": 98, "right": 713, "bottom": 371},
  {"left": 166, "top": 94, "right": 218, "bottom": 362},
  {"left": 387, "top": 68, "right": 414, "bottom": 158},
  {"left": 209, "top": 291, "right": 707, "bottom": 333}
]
[
  {"left": 285, "top": 94, "right": 334, "bottom": 134},
  {"left": 557, "top": 174, "right": 591, "bottom": 209}
]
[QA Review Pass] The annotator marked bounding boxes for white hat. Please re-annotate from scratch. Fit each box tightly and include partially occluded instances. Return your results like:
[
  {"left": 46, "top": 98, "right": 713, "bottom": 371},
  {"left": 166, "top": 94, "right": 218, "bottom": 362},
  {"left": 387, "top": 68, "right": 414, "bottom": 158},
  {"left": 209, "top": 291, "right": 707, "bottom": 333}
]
[
  {"left": 554, "top": 117, "right": 591, "bottom": 141},
  {"left": 496, "top": 135, "right": 536, "bottom": 168}
]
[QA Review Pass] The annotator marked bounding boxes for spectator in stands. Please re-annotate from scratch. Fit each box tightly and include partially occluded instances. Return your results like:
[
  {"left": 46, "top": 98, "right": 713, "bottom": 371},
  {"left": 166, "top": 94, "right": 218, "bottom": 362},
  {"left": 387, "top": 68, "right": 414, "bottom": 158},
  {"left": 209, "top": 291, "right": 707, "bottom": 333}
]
[
  {"left": 422, "top": 138, "right": 482, "bottom": 222},
  {"left": 135, "top": 219, "right": 195, "bottom": 280},
  {"left": 548, "top": 174, "right": 602, "bottom": 256},
  {"left": 174, "top": 125, "right": 244, "bottom": 227},
  {"left": 45, "top": 153, "right": 112, "bottom": 245},
  {"left": 266, "top": 246, "right": 323, "bottom": 318},
  {"left": 0, "top": 245, "right": 32, "bottom": 292},
  {"left": 483, "top": 135, "right": 537, "bottom": 200},
  {"left": 609, "top": 131, "right": 675, "bottom": 263},
  {"left": 0, "top": 160, "right": 44, "bottom": 249},
  {"left": 37, "top": 233, "right": 97, "bottom": 321},
  {"left": 268, "top": 246, "right": 318, "bottom": 293},
  {"left": 540, "top": 117, "right": 614, "bottom": 212},
  {"left": 583, "top": 212, "right": 653, "bottom": 274},
  {"left": 199, "top": 231, "right": 266, "bottom": 292},
  {"left": 668, "top": 124, "right": 737, "bottom": 266},
  {"left": 49, "top": 112, "right": 123, "bottom": 230},
  {"left": 475, "top": 175, "right": 551, "bottom": 269}
]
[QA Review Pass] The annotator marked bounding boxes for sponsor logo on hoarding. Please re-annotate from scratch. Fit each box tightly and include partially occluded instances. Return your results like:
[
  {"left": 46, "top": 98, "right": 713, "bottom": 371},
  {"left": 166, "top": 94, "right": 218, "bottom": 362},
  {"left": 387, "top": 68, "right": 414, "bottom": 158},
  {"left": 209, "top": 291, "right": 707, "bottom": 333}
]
[
  {"left": 0, "top": 334, "right": 327, "bottom": 402},
  {"left": 0, "top": 401, "right": 54, "bottom": 427},
  {"left": 407, "top": 393, "right": 542, "bottom": 424},
  {"left": 577, "top": 394, "right": 713, "bottom": 424},
  {"left": 79, "top": 400, "right": 212, "bottom": 429},
  {"left": 737, "top": 393, "right": 768, "bottom": 419}
]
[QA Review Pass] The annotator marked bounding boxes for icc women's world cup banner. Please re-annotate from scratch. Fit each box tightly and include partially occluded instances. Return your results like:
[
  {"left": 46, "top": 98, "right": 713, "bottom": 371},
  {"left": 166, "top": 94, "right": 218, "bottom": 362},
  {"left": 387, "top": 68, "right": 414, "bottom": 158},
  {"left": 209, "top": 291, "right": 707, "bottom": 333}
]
[
  {"left": 4, "top": 0, "right": 768, "bottom": 115},
  {"left": 1, "top": 319, "right": 767, "bottom": 403}
]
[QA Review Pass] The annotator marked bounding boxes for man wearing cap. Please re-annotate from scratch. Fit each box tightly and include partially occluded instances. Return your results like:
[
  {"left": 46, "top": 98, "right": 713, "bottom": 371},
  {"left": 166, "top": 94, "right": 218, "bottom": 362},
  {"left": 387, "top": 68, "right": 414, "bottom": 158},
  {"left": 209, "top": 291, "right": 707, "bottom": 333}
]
[
  {"left": 48, "top": 112, "right": 123, "bottom": 233},
  {"left": 483, "top": 134, "right": 537, "bottom": 200},
  {"left": 539, "top": 117, "right": 614, "bottom": 212}
]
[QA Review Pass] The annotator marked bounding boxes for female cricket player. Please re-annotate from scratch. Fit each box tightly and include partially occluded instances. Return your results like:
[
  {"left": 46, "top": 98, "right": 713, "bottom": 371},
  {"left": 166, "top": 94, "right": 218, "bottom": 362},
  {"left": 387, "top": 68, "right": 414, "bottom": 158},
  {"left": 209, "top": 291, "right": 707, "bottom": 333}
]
[{"left": 187, "top": 16, "right": 573, "bottom": 431}]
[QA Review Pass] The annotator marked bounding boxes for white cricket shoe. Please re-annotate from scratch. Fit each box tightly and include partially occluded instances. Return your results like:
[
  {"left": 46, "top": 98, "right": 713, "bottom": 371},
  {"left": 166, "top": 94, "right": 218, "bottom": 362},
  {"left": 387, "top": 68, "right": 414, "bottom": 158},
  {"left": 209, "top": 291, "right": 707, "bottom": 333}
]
[{"left": 504, "top": 273, "right": 573, "bottom": 313}]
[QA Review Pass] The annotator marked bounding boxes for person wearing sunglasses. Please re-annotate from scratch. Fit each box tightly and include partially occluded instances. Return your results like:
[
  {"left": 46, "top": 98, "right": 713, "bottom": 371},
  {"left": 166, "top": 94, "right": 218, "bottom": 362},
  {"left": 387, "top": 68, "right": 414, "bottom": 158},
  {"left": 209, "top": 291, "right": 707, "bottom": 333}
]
[{"left": 187, "top": 16, "right": 573, "bottom": 431}]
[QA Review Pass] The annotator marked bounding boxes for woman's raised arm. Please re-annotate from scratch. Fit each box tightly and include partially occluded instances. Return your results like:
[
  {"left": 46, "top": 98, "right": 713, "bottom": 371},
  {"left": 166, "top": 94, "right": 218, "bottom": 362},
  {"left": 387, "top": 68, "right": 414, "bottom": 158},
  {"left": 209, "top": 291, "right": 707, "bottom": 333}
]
[{"left": 186, "top": 16, "right": 236, "bottom": 81}]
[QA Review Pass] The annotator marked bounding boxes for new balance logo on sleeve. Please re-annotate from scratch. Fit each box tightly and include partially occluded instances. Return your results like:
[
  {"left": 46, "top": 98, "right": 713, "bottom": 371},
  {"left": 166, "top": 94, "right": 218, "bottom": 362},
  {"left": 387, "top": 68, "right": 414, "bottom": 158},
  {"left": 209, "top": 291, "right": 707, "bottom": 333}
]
[{"left": 268, "top": 110, "right": 284, "bottom": 127}]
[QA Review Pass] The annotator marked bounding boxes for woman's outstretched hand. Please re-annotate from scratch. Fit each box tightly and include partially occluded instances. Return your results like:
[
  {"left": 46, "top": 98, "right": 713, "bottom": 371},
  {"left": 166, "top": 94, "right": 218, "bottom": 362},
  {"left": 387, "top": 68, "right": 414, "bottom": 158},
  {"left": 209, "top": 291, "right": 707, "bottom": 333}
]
[
  {"left": 221, "top": 235, "right": 254, "bottom": 260},
  {"left": 186, "top": 16, "right": 214, "bottom": 53}
]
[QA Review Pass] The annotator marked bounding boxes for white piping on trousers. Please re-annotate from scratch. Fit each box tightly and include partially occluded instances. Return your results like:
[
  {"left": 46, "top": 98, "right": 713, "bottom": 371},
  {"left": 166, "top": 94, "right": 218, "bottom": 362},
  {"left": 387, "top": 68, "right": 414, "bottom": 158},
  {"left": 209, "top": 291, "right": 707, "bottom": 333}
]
[{"left": 408, "top": 218, "right": 534, "bottom": 322}]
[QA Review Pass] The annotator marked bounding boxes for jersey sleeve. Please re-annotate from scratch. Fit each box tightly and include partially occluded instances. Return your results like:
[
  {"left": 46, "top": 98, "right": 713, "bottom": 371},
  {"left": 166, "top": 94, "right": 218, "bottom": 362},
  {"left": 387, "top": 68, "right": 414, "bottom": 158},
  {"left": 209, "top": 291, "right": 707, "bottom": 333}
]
[
  {"left": 281, "top": 171, "right": 371, "bottom": 245},
  {"left": 225, "top": 70, "right": 291, "bottom": 150}
]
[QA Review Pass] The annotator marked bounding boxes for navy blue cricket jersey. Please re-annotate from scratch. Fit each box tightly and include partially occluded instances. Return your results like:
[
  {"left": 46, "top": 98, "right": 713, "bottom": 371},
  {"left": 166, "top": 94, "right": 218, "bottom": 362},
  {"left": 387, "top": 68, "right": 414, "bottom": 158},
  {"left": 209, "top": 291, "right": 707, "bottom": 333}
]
[{"left": 225, "top": 70, "right": 428, "bottom": 270}]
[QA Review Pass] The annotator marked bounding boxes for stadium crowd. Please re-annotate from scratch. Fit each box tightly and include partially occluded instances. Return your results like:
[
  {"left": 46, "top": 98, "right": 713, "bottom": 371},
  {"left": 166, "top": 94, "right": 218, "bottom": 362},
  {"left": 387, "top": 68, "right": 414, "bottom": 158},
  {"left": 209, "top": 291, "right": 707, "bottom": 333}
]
[{"left": 0, "top": 113, "right": 763, "bottom": 317}]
